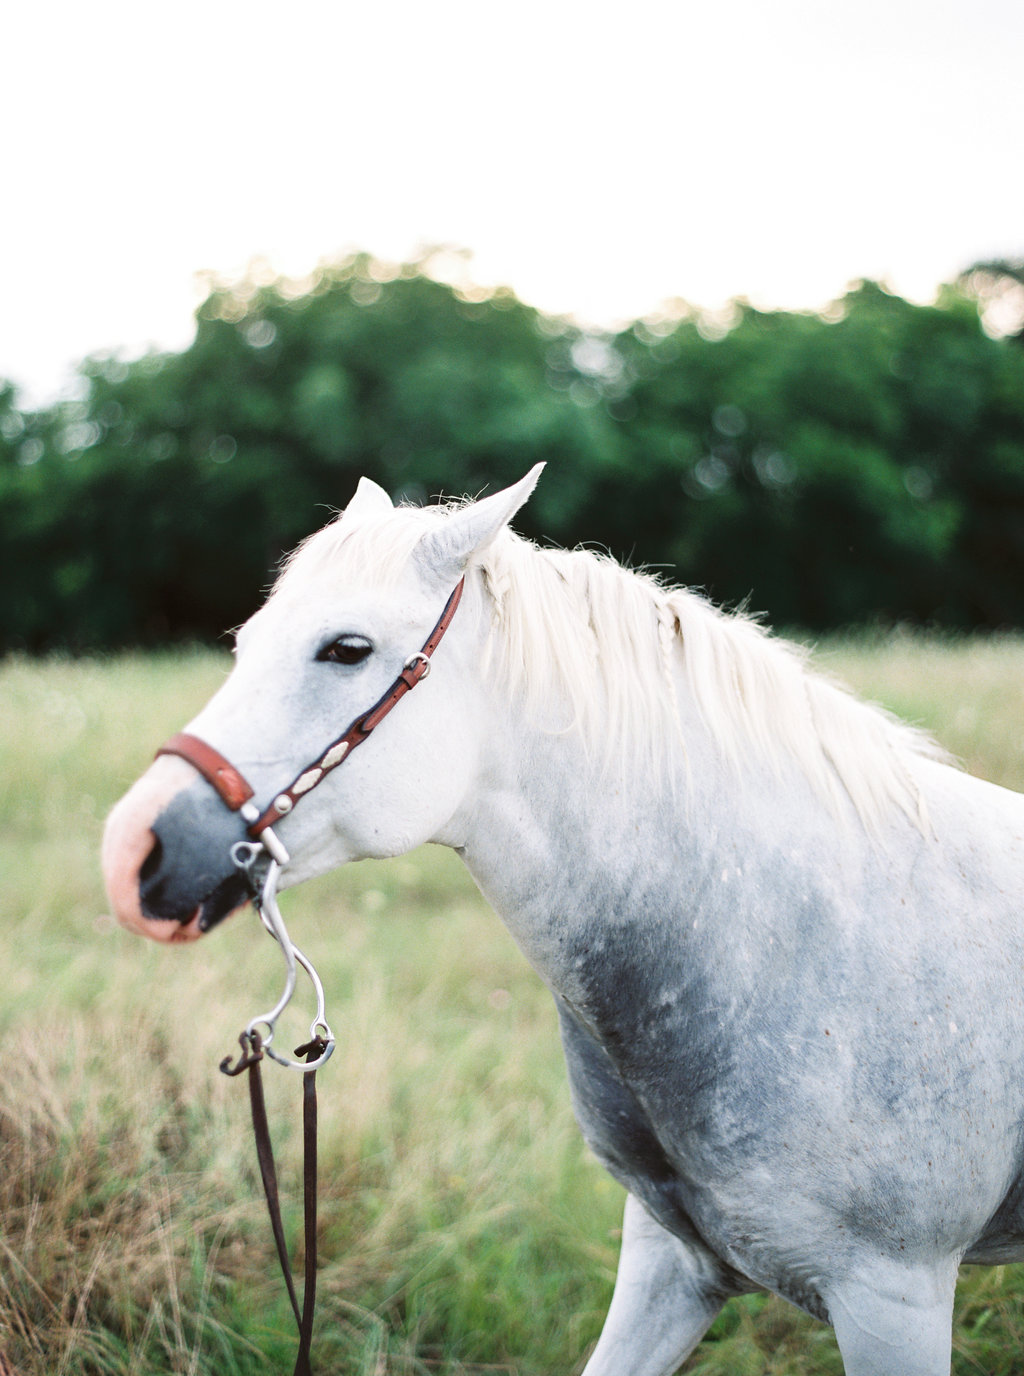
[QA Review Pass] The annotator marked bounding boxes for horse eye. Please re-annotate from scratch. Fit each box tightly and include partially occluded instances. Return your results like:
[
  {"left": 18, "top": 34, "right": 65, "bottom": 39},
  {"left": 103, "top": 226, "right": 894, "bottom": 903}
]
[{"left": 317, "top": 636, "right": 372, "bottom": 666}]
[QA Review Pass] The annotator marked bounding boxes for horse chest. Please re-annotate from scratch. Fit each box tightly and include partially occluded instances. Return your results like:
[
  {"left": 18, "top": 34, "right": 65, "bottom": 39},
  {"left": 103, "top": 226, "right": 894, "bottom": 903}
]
[
  {"left": 552, "top": 895, "right": 1024, "bottom": 1290},
  {"left": 553, "top": 922, "right": 755, "bottom": 1203}
]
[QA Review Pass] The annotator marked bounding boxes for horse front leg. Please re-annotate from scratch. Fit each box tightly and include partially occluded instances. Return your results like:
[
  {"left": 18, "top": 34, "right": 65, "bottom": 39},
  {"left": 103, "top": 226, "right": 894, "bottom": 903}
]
[
  {"left": 581, "top": 1192, "right": 728, "bottom": 1376},
  {"left": 826, "top": 1257, "right": 957, "bottom": 1376}
]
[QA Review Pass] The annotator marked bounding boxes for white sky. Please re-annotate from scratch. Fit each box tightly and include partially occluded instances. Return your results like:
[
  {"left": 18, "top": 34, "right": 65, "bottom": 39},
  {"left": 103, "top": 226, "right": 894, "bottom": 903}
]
[{"left": 4, "top": 0, "right": 1023, "bottom": 405}]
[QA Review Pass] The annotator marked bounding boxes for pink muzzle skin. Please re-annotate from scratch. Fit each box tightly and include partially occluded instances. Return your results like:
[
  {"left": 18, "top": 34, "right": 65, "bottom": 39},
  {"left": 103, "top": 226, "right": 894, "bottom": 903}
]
[{"left": 101, "top": 755, "right": 210, "bottom": 942}]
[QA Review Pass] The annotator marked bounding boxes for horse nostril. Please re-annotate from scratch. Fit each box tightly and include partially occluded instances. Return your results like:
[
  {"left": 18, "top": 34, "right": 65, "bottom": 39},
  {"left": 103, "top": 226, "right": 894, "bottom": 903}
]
[{"left": 140, "top": 834, "right": 163, "bottom": 886}]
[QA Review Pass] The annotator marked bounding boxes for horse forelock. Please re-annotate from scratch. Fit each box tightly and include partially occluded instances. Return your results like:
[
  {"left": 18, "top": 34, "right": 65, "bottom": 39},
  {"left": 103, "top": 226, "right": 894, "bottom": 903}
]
[
  {"left": 271, "top": 504, "right": 440, "bottom": 594},
  {"left": 272, "top": 501, "right": 949, "bottom": 833}
]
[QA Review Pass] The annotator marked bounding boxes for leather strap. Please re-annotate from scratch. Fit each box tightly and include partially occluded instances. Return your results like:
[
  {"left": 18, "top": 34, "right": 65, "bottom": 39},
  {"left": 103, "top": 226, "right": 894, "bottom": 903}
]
[
  {"left": 157, "top": 731, "right": 254, "bottom": 811},
  {"left": 156, "top": 577, "right": 465, "bottom": 838},
  {"left": 297, "top": 1038, "right": 321, "bottom": 1373},
  {"left": 160, "top": 580, "right": 466, "bottom": 1375},
  {"left": 221, "top": 1031, "right": 325, "bottom": 1374},
  {"left": 248, "top": 576, "right": 465, "bottom": 836}
]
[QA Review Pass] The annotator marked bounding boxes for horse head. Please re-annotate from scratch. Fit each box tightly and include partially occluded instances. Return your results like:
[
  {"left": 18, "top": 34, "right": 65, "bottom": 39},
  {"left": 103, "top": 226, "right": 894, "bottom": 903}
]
[{"left": 101, "top": 466, "right": 542, "bottom": 942}]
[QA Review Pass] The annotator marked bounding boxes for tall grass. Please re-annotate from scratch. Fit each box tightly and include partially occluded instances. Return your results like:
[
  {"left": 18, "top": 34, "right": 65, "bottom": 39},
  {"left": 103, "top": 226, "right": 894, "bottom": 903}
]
[{"left": 2, "top": 638, "right": 1024, "bottom": 1374}]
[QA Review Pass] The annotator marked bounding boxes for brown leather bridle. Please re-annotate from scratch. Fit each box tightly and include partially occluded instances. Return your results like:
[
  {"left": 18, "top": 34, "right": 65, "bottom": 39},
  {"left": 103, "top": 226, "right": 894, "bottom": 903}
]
[
  {"left": 156, "top": 575, "right": 465, "bottom": 842},
  {"left": 150, "top": 575, "right": 465, "bottom": 1375}
]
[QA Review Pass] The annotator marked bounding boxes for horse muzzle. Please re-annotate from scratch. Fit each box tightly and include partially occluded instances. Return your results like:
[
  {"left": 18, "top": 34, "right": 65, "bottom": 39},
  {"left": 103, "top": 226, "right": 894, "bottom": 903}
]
[{"left": 102, "top": 756, "right": 251, "bottom": 942}]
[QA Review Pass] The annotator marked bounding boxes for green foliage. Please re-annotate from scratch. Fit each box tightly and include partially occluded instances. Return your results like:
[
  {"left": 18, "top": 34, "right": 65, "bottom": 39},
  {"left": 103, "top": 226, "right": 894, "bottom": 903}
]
[
  {"left": 4, "top": 259, "right": 1024, "bottom": 648},
  {"left": 599, "top": 283, "right": 1024, "bottom": 625}
]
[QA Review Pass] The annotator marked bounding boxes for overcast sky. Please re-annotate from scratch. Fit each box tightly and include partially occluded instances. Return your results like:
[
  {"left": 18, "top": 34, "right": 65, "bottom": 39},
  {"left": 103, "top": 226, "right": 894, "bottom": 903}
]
[{"left": 4, "top": 0, "right": 1022, "bottom": 404}]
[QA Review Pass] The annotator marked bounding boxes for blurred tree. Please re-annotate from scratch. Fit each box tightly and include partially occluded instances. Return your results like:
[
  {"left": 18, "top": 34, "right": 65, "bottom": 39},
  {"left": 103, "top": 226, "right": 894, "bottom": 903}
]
[
  {"left": 959, "top": 258, "right": 1024, "bottom": 347},
  {"left": 0, "top": 255, "right": 614, "bottom": 649},
  {"left": 590, "top": 281, "right": 1024, "bottom": 628},
  {"left": 3, "top": 263, "right": 1024, "bottom": 649}
]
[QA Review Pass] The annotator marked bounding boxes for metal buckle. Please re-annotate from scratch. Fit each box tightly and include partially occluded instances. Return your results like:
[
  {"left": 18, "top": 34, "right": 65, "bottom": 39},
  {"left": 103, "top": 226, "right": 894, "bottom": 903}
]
[{"left": 403, "top": 651, "right": 431, "bottom": 679}]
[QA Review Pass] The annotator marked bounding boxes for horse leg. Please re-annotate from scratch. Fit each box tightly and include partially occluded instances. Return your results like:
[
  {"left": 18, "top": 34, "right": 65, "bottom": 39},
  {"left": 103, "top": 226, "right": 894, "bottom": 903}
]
[
  {"left": 580, "top": 1193, "right": 727, "bottom": 1376},
  {"left": 826, "top": 1258, "right": 957, "bottom": 1376}
]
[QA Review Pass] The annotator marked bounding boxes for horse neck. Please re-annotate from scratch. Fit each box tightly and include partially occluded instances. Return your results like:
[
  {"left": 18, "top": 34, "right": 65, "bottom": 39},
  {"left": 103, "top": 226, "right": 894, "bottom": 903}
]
[{"left": 459, "top": 679, "right": 745, "bottom": 969}]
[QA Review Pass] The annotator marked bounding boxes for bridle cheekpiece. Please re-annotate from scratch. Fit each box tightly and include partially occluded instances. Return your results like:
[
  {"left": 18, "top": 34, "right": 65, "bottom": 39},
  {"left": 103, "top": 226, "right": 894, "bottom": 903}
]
[{"left": 157, "top": 575, "right": 465, "bottom": 856}]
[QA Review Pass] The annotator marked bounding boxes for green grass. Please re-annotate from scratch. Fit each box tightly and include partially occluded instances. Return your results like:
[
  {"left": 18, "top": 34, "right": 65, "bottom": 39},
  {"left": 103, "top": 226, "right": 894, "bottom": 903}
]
[{"left": 3, "top": 639, "right": 1024, "bottom": 1374}]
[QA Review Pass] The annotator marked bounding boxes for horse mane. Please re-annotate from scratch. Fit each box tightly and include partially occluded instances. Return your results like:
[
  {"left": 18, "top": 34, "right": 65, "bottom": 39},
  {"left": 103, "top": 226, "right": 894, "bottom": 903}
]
[{"left": 276, "top": 500, "right": 950, "bottom": 832}]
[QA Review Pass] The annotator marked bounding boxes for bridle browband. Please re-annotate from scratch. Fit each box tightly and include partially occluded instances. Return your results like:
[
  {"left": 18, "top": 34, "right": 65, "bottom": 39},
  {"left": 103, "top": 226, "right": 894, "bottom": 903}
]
[
  {"left": 150, "top": 575, "right": 465, "bottom": 1376},
  {"left": 156, "top": 575, "right": 465, "bottom": 844}
]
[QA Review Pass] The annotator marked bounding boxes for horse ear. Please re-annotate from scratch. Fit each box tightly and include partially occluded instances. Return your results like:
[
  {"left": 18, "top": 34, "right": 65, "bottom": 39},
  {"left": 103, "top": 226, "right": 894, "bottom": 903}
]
[
  {"left": 414, "top": 464, "right": 544, "bottom": 585},
  {"left": 344, "top": 476, "right": 394, "bottom": 521}
]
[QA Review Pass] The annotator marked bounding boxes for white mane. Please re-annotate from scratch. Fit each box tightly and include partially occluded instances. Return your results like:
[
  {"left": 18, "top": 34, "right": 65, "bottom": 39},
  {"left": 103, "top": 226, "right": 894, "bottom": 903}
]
[{"left": 276, "top": 501, "right": 950, "bottom": 832}]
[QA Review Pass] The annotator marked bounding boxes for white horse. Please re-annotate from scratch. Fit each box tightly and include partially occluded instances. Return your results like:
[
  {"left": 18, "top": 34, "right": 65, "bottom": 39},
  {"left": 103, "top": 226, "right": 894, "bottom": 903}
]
[{"left": 103, "top": 467, "right": 1024, "bottom": 1376}]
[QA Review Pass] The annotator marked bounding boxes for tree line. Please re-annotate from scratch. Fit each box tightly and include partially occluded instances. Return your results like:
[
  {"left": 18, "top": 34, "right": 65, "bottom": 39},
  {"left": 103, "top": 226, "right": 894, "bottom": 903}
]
[{"left": 3, "top": 251, "right": 1024, "bottom": 651}]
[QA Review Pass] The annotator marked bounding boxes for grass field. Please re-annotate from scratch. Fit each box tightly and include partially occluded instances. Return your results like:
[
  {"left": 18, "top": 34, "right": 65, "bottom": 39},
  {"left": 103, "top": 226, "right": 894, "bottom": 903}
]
[{"left": 4, "top": 636, "right": 1024, "bottom": 1375}]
